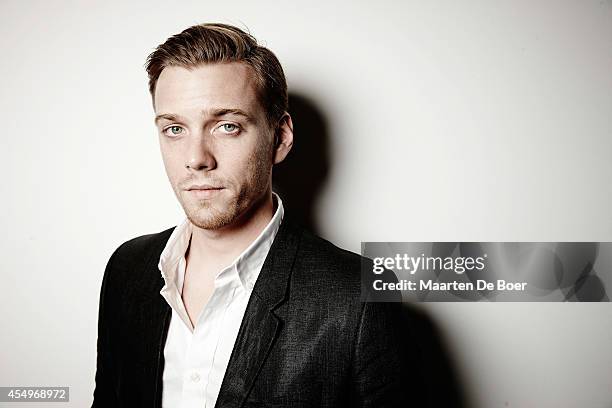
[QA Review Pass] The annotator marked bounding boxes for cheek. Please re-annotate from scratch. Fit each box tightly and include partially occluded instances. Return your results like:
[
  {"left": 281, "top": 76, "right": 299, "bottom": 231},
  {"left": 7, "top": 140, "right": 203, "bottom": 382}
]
[
  {"left": 217, "top": 143, "right": 252, "bottom": 176},
  {"left": 245, "top": 138, "right": 273, "bottom": 183},
  {"left": 160, "top": 146, "right": 184, "bottom": 184}
]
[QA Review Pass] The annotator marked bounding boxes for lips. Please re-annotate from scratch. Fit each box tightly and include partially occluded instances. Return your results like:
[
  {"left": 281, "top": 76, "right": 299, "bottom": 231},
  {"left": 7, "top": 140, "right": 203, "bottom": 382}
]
[
  {"left": 185, "top": 184, "right": 224, "bottom": 199},
  {"left": 186, "top": 184, "right": 223, "bottom": 191}
]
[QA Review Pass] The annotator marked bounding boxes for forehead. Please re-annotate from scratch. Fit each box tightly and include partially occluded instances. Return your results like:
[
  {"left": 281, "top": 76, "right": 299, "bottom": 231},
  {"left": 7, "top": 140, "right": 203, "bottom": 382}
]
[{"left": 153, "top": 62, "right": 263, "bottom": 117}]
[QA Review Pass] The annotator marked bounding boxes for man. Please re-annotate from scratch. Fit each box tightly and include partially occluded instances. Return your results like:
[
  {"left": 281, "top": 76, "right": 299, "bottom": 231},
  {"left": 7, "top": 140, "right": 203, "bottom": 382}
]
[{"left": 92, "top": 23, "right": 424, "bottom": 408}]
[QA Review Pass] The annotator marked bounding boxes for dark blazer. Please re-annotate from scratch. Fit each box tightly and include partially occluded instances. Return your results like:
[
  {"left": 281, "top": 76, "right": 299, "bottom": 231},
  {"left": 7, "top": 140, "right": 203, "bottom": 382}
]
[{"left": 92, "top": 218, "right": 426, "bottom": 408}]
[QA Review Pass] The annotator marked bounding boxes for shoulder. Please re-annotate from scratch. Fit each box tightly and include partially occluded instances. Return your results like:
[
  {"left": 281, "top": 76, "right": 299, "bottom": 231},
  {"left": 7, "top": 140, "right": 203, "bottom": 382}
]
[
  {"left": 102, "top": 226, "right": 175, "bottom": 288},
  {"left": 110, "top": 226, "right": 175, "bottom": 265},
  {"left": 296, "top": 227, "right": 365, "bottom": 272},
  {"left": 286, "top": 221, "right": 367, "bottom": 296},
  {"left": 286, "top": 220, "right": 399, "bottom": 301}
]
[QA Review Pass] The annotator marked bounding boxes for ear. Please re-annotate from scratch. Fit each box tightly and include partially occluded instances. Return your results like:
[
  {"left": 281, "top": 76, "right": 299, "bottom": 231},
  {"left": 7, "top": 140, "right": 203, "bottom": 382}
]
[{"left": 273, "top": 112, "right": 294, "bottom": 165}]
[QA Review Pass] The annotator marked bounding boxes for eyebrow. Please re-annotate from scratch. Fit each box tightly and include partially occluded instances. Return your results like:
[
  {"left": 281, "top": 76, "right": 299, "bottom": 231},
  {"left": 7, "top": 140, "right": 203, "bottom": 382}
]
[
  {"left": 154, "top": 113, "right": 184, "bottom": 126},
  {"left": 154, "top": 108, "right": 254, "bottom": 126}
]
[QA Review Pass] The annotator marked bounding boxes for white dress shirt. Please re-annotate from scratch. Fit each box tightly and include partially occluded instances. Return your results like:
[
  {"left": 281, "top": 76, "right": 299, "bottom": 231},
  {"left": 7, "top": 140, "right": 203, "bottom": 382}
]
[{"left": 158, "top": 194, "right": 284, "bottom": 408}]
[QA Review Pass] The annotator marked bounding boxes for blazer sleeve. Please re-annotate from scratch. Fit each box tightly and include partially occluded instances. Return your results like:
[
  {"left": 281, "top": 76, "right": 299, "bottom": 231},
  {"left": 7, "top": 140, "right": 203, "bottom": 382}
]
[
  {"left": 349, "top": 300, "right": 429, "bottom": 408},
  {"left": 92, "top": 248, "right": 120, "bottom": 407}
]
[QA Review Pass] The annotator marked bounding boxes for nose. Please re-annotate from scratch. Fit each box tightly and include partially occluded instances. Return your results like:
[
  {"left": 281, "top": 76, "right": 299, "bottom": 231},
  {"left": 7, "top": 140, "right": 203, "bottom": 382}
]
[{"left": 185, "top": 133, "right": 216, "bottom": 171}]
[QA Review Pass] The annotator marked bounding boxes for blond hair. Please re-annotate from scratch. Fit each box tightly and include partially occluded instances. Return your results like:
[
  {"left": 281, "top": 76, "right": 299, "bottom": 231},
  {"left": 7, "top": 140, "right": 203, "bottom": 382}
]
[{"left": 145, "top": 23, "right": 288, "bottom": 126}]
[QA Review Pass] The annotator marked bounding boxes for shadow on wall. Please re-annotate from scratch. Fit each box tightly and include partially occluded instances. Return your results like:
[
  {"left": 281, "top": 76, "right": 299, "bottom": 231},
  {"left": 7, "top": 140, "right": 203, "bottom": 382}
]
[
  {"left": 275, "top": 93, "right": 468, "bottom": 408},
  {"left": 273, "top": 93, "right": 330, "bottom": 236},
  {"left": 401, "top": 303, "right": 470, "bottom": 408}
]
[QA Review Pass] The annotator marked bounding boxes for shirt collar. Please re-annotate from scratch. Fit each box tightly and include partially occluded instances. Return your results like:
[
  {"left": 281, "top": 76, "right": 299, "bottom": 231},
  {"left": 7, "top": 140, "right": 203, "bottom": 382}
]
[{"left": 158, "top": 193, "right": 285, "bottom": 291}]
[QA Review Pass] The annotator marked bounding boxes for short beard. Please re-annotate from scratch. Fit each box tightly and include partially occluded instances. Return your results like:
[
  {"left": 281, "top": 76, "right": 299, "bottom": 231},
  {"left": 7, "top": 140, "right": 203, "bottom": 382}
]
[
  {"left": 179, "top": 132, "right": 274, "bottom": 231},
  {"left": 185, "top": 199, "right": 238, "bottom": 230}
]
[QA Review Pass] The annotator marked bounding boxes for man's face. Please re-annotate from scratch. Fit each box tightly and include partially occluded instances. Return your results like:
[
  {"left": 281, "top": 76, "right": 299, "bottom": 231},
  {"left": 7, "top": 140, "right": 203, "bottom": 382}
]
[{"left": 154, "top": 62, "right": 275, "bottom": 230}]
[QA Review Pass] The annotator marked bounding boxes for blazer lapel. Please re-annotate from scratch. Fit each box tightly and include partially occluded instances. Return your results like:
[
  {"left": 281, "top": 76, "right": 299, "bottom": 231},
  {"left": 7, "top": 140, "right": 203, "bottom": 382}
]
[
  {"left": 215, "top": 219, "right": 302, "bottom": 408},
  {"left": 132, "top": 227, "right": 174, "bottom": 408}
]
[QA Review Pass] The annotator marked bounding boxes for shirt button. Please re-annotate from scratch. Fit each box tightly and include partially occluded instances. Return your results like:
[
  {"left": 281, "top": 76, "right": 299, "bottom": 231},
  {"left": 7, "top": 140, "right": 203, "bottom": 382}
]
[{"left": 190, "top": 372, "right": 200, "bottom": 382}]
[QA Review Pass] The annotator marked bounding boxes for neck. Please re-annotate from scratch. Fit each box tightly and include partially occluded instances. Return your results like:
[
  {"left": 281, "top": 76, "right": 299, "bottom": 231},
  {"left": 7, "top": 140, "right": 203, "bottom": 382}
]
[{"left": 188, "top": 190, "right": 276, "bottom": 267}]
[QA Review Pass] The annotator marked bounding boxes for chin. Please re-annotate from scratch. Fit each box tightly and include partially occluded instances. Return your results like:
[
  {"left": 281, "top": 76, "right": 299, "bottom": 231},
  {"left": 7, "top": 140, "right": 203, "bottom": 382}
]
[{"left": 186, "top": 206, "right": 237, "bottom": 230}]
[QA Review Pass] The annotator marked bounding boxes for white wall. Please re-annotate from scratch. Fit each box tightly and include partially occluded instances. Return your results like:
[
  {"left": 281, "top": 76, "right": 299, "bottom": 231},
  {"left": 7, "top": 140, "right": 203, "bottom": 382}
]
[{"left": 1, "top": 0, "right": 611, "bottom": 407}]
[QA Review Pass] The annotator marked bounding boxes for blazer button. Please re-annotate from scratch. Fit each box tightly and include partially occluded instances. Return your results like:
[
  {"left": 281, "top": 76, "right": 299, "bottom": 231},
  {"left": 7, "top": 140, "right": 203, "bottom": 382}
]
[{"left": 190, "top": 372, "right": 201, "bottom": 382}]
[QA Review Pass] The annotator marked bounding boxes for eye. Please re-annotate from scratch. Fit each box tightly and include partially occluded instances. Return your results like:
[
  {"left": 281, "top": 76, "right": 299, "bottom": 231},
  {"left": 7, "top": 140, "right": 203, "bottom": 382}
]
[
  {"left": 217, "top": 123, "right": 240, "bottom": 135},
  {"left": 163, "top": 125, "right": 184, "bottom": 137}
]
